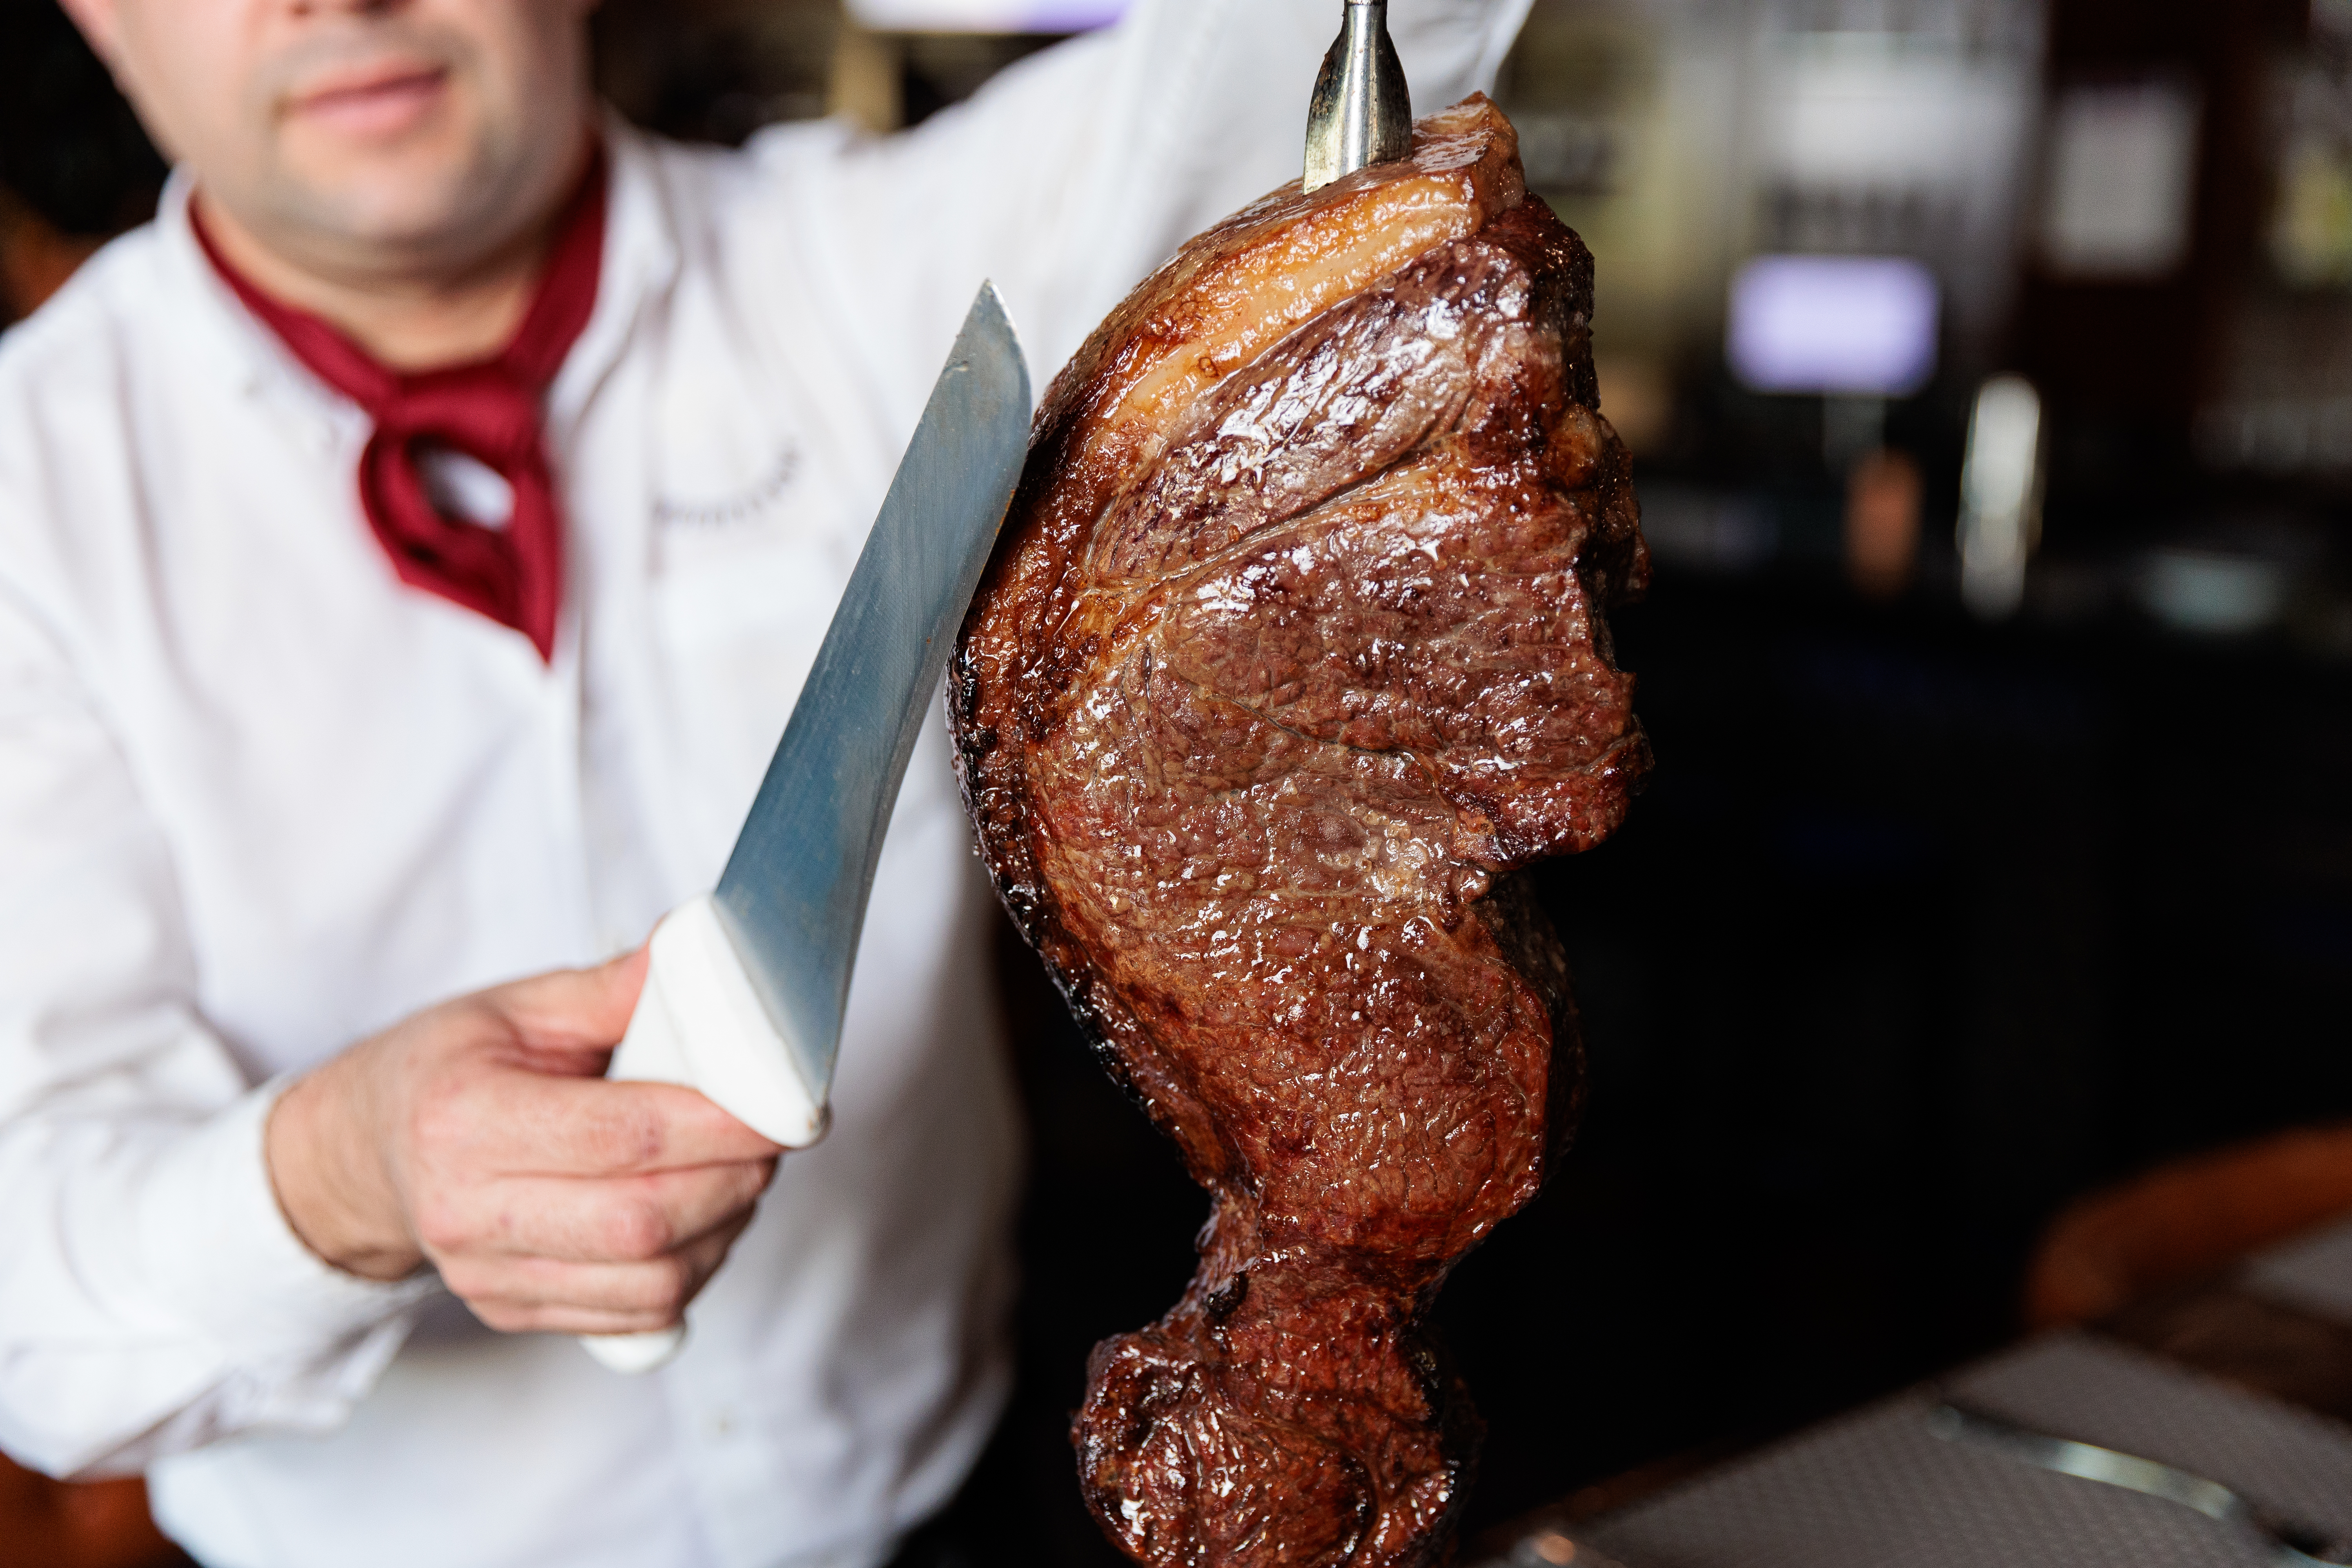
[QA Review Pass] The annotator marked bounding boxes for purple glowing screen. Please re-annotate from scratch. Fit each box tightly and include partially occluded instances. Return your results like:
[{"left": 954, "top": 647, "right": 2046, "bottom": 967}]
[
  {"left": 1726, "top": 254, "right": 1940, "bottom": 397},
  {"left": 847, "top": 0, "right": 1129, "bottom": 28}
]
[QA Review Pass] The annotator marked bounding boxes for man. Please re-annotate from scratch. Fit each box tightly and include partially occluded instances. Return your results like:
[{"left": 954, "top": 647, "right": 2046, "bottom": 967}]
[{"left": 0, "top": 1, "right": 1532, "bottom": 1564}]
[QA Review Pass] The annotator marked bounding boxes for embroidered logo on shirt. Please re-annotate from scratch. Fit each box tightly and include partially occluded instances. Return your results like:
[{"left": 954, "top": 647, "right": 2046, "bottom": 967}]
[{"left": 654, "top": 446, "right": 801, "bottom": 531}]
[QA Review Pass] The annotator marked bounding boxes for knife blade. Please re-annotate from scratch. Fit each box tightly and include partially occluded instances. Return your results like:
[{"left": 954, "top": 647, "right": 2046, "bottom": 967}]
[
  {"left": 711, "top": 278, "right": 1031, "bottom": 1123},
  {"left": 583, "top": 282, "right": 1031, "bottom": 1372}
]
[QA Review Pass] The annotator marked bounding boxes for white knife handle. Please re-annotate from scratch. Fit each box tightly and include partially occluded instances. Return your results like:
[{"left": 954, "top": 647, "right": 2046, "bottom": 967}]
[
  {"left": 581, "top": 893, "right": 829, "bottom": 1375},
  {"left": 582, "top": 1323, "right": 688, "bottom": 1374}
]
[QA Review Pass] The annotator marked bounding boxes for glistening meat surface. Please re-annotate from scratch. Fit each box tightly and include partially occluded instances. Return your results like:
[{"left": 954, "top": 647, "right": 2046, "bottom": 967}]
[{"left": 951, "top": 97, "right": 1649, "bottom": 1567}]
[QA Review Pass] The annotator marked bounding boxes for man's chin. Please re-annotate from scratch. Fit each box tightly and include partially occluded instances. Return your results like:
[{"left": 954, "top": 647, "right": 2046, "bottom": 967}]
[{"left": 263, "top": 155, "right": 526, "bottom": 271}]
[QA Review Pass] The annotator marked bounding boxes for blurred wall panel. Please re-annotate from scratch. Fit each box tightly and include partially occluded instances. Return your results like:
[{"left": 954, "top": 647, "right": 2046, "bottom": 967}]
[
  {"left": 594, "top": 0, "right": 844, "bottom": 143},
  {"left": 1501, "top": 0, "right": 1749, "bottom": 396},
  {"left": 2011, "top": 0, "right": 2307, "bottom": 534},
  {"left": 1501, "top": 0, "right": 2043, "bottom": 477},
  {"left": 1751, "top": 0, "right": 2042, "bottom": 361},
  {"left": 595, "top": 0, "right": 1073, "bottom": 142},
  {"left": 2200, "top": 10, "right": 2352, "bottom": 492}
]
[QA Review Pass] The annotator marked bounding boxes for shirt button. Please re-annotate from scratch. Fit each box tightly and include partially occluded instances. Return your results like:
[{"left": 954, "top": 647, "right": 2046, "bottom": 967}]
[{"left": 705, "top": 1408, "right": 738, "bottom": 1442}]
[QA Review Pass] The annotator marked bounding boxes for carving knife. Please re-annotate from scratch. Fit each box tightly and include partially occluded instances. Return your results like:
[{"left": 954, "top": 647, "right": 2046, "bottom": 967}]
[{"left": 582, "top": 283, "right": 1031, "bottom": 1373}]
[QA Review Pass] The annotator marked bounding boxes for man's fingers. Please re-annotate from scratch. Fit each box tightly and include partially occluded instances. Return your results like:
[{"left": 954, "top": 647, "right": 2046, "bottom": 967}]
[
  {"left": 419, "top": 1161, "right": 775, "bottom": 1263},
  {"left": 442, "top": 1223, "right": 748, "bottom": 1330},
  {"left": 471, "top": 1303, "right": 689, "bottom": 1337},
  {"left": 432, "top": 1071, "right": 784, "bottom": 1177}
]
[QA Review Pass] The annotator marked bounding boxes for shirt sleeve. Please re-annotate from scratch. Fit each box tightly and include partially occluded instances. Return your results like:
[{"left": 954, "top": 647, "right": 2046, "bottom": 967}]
[
  {"left": 737, "top": 0, "right": 1534, "bottom": 425},
  {"left": 0, "top": 585, "right": 433, "bottom": 1481}
]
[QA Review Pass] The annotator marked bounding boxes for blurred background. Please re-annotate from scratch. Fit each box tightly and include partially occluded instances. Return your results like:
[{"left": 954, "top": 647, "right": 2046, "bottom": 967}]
[{"left": 5, "top": 0, "right": 2351, "bottom": 1562}]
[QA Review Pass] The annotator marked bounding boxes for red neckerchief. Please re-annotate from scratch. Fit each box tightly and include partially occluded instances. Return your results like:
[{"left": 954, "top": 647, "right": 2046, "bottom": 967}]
[{"left": 193, "top": 150, "right": 608, "bottom": 662}]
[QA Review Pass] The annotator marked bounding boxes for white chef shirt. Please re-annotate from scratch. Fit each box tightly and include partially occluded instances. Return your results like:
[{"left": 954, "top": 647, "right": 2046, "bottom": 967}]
[{"left": 0, "top": 3, "right": 1531, "bottom": 1565}]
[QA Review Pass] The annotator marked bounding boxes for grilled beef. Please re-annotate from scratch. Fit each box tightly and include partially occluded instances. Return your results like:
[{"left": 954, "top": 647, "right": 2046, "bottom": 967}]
[{"left": 950, "top": 96, "right": 1648, "bottom": 1567}]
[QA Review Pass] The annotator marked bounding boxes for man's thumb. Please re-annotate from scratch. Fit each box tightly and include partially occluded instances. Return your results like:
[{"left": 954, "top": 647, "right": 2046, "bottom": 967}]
[{"left": 503, "top": 946, "right": 650, "bottom": 1048}]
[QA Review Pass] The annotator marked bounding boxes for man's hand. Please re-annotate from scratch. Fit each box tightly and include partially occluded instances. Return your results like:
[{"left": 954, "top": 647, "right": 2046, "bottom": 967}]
[{"left": 264, "top": 951, "right": 784, "bottom": 1335}]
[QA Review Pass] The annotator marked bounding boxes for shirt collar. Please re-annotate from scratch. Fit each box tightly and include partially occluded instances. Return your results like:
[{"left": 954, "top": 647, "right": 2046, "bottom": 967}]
[
  {"left": 549, "top": 113, "right": 682, "bottom": 430},
  {"left": 154, "top": 169, "right": 323, "bottom": 414}
]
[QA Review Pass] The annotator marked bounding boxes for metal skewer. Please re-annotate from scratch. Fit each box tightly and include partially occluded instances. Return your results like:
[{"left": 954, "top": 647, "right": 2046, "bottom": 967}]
[{"left": 1303, "top": 0, "right": 1412, "bottom": 192}]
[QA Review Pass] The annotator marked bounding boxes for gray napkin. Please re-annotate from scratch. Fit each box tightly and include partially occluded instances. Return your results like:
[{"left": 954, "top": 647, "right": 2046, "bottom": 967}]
[{"left": 1567, "top": 1334, "right": 2352, "bottom": 1568}]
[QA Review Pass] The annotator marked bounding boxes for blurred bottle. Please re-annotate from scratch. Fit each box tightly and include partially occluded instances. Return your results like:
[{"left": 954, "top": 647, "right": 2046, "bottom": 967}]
[{"left": 1957, "top": 374, "right": 2045, "bottom": 619}]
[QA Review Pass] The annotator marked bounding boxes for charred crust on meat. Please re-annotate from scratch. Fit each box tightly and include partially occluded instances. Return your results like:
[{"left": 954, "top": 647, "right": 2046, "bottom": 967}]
[{"left": 949, "top": 96, "right": 1646, "bottom": 1568}]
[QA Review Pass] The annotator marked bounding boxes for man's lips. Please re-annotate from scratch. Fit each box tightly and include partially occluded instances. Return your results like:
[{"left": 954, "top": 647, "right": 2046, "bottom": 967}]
[{"left": 287, "top": 62, "right": 450, "bottom": 138}]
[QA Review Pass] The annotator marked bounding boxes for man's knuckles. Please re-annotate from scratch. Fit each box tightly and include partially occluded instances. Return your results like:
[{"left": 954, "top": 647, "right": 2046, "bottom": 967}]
[
  {"left": 413, "top": 1184, "right": 669, "bottom": 1262},
  {"left": 595, "top": 1192, "right": 679, "bottom": 1262},
  {"left": 422, "top": 1074, "right": 668, "bottom": 1174},
  {"left": 417, "top": 1065, "right": 776, "bottom": 1179},
  {"left": 585, "top": 1089, "right": 784, "bottom": 1174},
  {"left": 595, "top": 1170, "right": 766, "bottom": 1260},
  {"left": 410, "top": 1191, "right": 479, "bottom": 1257},
  {"left": 413, "top": 1162, "right": 769, "bottom": 1263}
]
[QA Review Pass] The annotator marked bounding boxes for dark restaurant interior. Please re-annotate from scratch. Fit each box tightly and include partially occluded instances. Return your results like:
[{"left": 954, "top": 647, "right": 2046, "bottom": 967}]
[{"left": 5, "top": 0, "right": 2352, "bottom": 1563}]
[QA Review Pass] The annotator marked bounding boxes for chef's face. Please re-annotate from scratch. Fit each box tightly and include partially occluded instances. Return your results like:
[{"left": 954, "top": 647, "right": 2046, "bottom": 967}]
[{"left": 61, "top": 0, "right": 598, "bottom": 279}]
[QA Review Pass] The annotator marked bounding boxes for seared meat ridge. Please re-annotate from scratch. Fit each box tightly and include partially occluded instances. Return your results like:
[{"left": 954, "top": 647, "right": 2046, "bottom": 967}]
[{"left": 951, "top": 96, "right": 1649, "bottom": 1567}]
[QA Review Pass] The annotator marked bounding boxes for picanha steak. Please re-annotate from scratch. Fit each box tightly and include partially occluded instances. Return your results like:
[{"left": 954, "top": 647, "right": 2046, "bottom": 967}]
[{"left": 950, "top": 96, "right": 1650, "bottom": 1567}]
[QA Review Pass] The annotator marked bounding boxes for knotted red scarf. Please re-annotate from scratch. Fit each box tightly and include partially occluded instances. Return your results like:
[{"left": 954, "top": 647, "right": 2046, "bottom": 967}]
[{"left": 193, "top": 154, "right": 608, "bottom": 662}]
